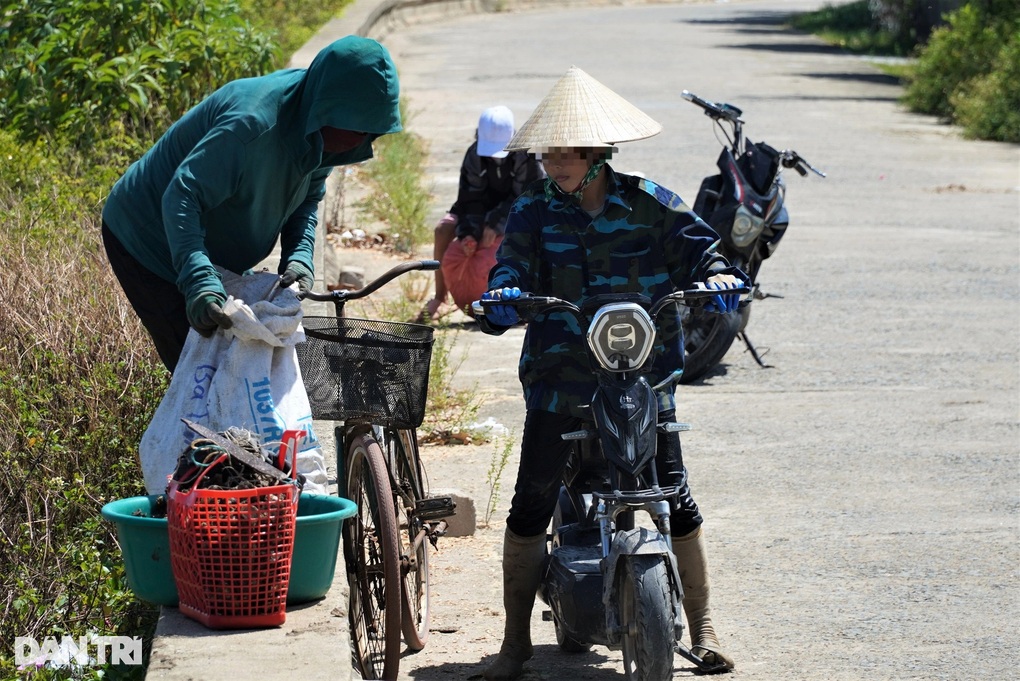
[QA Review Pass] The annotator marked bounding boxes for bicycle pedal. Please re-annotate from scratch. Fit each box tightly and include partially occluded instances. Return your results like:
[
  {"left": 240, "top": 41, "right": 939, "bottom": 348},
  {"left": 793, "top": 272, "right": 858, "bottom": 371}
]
[{"left": 415, "top": 496, "right": 456, "bottom": 521}]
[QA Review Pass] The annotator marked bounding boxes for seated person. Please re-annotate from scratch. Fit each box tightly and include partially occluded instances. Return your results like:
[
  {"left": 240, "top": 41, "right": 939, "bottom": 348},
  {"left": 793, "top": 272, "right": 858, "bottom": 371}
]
[{"left": 424, "top": 105, "right": 544, "bottom": 320}]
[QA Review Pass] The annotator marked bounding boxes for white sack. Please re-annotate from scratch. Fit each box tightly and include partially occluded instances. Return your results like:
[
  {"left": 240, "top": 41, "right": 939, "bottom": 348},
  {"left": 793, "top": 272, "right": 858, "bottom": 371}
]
[{"left": 139, "top": 269, "right": 328, "bottom": 495}]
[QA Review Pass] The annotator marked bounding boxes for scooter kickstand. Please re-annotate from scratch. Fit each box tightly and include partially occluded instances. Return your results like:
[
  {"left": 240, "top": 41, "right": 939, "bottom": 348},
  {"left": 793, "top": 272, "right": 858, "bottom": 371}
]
[{"left": 675, "top": 642, "right": 730, "bottom": 674}]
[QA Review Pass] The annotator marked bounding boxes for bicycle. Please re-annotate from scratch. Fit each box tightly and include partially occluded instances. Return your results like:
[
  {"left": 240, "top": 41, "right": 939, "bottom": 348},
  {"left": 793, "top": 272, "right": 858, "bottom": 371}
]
[{"left": 295, "top": 259, "right": 456, "bottom": 681}]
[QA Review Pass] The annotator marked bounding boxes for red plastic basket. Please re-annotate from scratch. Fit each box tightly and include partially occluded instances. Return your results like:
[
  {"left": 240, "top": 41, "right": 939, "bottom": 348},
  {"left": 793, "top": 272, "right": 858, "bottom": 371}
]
[{"left": 167, "top": 454, "right": 299, "bottom": 629}]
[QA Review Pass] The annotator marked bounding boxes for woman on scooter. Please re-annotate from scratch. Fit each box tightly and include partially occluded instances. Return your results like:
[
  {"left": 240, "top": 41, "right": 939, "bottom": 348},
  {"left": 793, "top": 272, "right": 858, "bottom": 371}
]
[{"left": 476, "top": 66, "right": 745, "bottom": 679}]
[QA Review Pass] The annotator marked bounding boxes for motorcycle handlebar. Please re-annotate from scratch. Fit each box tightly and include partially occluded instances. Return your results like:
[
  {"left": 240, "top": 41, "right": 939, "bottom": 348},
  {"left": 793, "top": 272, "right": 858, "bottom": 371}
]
[
  {"left": 681, "top": 89, "right": 743, "bottom": 123},
  {"left": 684, "top": 90, "right": 827, "bottom": 179},
  {"left": 297, "top": 259, "right": 440, "bottom": 303},
  {"left": 780, "top": 150, "right": 827, "bottom": 178}
]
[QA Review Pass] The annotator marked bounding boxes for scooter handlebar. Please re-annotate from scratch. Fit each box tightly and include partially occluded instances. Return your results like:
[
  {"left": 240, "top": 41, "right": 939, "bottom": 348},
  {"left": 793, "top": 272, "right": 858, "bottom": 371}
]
[
  {"left": 471, "top": 293, "right": 577, "bottom": 320},
  {"left": 472, "top": 287, "right": 752, "bottom": 321}
]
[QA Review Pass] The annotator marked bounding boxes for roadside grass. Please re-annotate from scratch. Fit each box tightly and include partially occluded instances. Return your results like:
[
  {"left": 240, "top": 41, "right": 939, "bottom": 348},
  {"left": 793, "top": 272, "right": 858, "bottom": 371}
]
[
  {"left": 871, "top": 61, "right": 912, "bottom": 81},
  {"left": 347, "top": 274, "right": 486, "bottom": 446},
  {"left": 343, "top": 97, "right": 492, "bottom": 445},
  {"left": 481, "top": 435, "right": 515, "bottom": 528},
  {"left": 356, "top": 103, "right": 434, "bottom": 254},
  {"left": 240, "top": 0, "right": 355, "bottom": 61}
]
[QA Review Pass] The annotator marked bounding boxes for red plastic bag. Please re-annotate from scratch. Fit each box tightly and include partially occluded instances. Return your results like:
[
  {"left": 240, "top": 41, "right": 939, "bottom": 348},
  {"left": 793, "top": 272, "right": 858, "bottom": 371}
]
[{"left": 441, "top": 236, "right": 503, "bottom": 313}]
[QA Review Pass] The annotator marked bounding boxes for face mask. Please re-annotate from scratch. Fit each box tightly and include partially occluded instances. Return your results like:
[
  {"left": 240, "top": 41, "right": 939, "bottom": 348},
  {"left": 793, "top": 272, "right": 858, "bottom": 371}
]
[{"left": 320, "top": 127, "right": 367, "bottom": 153}]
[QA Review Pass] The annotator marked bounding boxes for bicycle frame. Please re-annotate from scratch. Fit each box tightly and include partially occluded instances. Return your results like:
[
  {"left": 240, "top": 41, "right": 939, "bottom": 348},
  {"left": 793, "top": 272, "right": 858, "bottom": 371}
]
[{"left": 296, "top": 259, "right": 454, "bottom": 681}]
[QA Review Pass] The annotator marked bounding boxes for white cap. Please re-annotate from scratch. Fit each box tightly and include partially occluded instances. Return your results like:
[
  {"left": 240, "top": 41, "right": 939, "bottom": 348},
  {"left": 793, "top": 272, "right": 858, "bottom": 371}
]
[{"left": 476, "top": 105, "right": 515, "bottom": 158}]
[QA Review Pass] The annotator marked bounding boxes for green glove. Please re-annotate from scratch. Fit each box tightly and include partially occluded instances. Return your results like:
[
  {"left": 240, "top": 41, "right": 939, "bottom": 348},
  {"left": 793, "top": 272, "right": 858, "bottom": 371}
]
[
  {"left": 279, "top": 261, "right": 314, "bottom": 293},
  {"left": 186, "top": 291, "right": 233, "bottom": 337}
]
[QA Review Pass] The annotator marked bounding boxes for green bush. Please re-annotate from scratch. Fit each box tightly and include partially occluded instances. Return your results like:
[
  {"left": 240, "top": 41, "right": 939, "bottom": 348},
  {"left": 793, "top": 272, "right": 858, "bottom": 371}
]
[
  {"left": 795, "top": 1, "right": 1020, "bottom": 142},
  {"left": 0, "top": 0, "right": 361, "bottom": 677},
  {"left": 951, "top": 30, "right": 1020, "bottom": 142},
  {"left": 0, "top": 0, "right": 278, "bottom": 147},
  {"left": 903, "top": 3, "right": 1004, "bottom": 117}
]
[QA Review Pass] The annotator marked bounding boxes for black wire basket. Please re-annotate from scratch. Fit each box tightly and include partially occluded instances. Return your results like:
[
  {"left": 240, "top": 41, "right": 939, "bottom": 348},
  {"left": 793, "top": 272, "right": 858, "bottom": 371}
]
[{"left": 297, "top": 317, "right": 434, "bottom": 429}]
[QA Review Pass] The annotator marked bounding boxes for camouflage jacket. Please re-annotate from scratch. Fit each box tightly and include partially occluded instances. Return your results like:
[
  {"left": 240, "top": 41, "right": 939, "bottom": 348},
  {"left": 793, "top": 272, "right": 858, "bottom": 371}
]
[{"left": 483, "top": 165, "right": 740, "bottom": 418}]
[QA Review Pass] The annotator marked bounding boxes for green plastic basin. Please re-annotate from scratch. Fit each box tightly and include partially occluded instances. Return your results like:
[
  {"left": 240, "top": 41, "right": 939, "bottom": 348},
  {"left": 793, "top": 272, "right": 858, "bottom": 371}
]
[
  {"left": 101, "top": 492, "right": 357, "bottom": 607},
  {"left": 288, "top": 493, "right": 358, "bottom": 604},
  {"left": 100, "top": 495, "right": 178, "bottom": 606}
]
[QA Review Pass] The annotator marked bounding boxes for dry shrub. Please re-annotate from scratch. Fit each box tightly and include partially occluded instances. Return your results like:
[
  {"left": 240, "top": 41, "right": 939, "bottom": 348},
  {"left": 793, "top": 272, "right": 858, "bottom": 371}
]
[{"left": 0, "top": 219, "right": 167, "bottom": 673}]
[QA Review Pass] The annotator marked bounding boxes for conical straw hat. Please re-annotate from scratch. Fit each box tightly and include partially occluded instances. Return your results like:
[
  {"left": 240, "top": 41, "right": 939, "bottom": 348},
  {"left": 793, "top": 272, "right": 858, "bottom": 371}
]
[{"left": 505, "top": 66, "right": 662, "bottom": 152}]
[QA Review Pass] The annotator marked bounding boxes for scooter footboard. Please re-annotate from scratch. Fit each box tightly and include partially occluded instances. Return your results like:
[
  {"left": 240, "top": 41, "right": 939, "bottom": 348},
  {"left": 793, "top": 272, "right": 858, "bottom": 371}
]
[{"left": 542, "top": 543, "right": 610, "bottom": 646}]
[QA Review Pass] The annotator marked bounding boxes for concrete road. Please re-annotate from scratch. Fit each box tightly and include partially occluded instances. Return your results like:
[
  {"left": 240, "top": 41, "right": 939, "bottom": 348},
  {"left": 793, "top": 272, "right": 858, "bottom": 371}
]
[
  {"left": 367, "top": 1, "right": 1020, "bottom": 679},
  {"left": 139, "top": 2, "right": 1019, "bottom": 679}
]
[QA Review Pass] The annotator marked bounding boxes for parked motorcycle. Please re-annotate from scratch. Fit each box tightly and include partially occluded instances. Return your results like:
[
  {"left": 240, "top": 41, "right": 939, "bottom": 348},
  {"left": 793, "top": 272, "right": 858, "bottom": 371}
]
[
  {"left": 475, "top": 286, "right": 748, "bottom": 680},
  {"left": 679, "top": 90, "right": 825, "bottom": 383}
]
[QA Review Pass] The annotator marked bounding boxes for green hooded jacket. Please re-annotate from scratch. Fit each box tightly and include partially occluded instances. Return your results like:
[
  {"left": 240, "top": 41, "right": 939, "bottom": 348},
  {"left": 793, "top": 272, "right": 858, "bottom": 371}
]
[{"left": 101, "top": 36, "right": 401, "bottom": 303}]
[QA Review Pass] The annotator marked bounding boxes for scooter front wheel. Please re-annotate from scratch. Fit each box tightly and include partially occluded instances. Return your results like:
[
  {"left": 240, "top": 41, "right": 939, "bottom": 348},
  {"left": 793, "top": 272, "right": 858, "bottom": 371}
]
[{"left": 618, "top": 555, "right": 674, "bottom": 681}]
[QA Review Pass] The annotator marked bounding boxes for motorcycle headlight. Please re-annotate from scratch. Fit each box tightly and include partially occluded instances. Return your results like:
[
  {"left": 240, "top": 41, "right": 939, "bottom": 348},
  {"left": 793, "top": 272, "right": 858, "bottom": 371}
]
[
  {"left": 586, "top": 303, "right": 655, "bottom": 372},
  {"left": 731, "top": 205, "right": 765, "bottom": 248}
]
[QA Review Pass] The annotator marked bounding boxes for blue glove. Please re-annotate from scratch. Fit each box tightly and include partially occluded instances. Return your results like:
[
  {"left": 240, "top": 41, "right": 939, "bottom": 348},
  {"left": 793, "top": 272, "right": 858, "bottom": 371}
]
[
  {"left": 703, "top": 280, "right": 741, "bottom": 314},
  {"left": 481, "top": 287, "right": 521, "bottom": 326}
]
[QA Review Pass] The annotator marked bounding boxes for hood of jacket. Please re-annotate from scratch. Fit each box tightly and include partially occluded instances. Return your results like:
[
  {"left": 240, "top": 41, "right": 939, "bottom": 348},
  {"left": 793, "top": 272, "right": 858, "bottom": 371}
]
[{"left": 287, "top": 35, "right": 402, "bottom": 167}]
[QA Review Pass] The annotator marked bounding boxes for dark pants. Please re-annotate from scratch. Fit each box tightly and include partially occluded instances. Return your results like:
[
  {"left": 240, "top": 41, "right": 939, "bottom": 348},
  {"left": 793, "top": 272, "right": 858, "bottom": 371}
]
[
  {"left": 102, "top": 221, "right": 188, "bottom": 373},
  {"left": 505, "top": 408, "right": 703, "bottom": 538}
]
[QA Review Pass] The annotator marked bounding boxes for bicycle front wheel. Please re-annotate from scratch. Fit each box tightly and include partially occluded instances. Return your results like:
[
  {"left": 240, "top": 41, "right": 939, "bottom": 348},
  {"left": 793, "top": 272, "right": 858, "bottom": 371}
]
[{"left": 344, "top": 434, "right": 402, "bottom": 680}]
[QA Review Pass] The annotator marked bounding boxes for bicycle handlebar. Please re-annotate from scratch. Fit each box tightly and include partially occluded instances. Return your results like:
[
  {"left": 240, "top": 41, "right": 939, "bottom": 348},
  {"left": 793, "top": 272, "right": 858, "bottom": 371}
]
[{"left": 298, "top": 259, "right": 440, "bottom": 303}]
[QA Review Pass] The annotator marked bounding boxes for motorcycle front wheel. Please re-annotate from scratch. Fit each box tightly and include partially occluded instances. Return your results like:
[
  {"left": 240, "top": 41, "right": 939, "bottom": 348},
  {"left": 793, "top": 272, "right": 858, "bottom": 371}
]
[
  {"left": 618, "top": 555, "right": 674, "bottom": 681},
  {"left": 679, "top": 308, "right": 742, "bottom": 384}
]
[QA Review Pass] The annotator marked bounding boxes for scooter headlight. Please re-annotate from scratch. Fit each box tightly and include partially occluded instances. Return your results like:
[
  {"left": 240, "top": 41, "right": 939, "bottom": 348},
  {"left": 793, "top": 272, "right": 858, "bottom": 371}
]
[
  {"left": 731, "top": 205, "right": 765, "bottom": 248},
  {"left": 586, "top": 303, "right": 655, "bottom": 372}
]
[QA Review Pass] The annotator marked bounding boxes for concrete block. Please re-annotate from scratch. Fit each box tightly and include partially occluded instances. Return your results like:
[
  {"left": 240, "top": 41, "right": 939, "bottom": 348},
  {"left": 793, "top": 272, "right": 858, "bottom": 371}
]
[
  {"left": 431, "top": 488, "right": 475, "bottom": 536},
  {"left": 337, "top": 266, "right": 366, "bottom": 291}
]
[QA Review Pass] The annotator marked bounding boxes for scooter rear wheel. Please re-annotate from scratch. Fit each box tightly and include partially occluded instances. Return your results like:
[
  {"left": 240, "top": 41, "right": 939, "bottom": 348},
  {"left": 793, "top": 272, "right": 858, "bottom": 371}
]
[{"left": 618, "top": 555, "right": 674, "bottom": 681}]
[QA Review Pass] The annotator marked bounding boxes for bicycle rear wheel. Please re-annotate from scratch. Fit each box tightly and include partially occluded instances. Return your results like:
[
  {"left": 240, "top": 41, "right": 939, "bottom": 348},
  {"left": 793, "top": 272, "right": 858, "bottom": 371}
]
[
  {"left": 344, "top": 434, "right": 402, "bottom": 680},
  {"left": 393, "top": 432, "right": 431, "bottom": 651}
]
